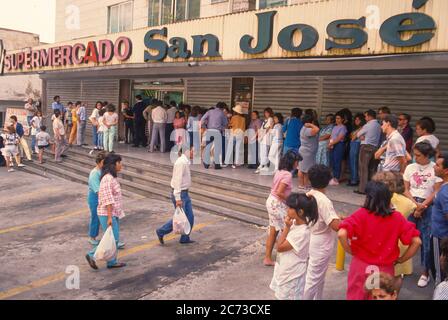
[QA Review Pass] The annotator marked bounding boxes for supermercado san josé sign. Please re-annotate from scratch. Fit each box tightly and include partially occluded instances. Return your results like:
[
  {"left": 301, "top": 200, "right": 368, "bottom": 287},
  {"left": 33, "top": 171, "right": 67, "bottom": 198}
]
[{"left": 3, "top": 0, "right": 446, "bottom": 74}]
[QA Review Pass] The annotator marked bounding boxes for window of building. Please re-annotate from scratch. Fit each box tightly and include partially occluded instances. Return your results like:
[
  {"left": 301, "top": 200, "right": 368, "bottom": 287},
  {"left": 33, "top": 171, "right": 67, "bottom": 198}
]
[
  {"left": 257, "top": 0, "right": 287, "bottom": 9},
  {"left": 108, "top": 1, "right": 133, "bottom": 33},
  {"left": 148, "top": 0, "right": 200, "bottom": 26}
]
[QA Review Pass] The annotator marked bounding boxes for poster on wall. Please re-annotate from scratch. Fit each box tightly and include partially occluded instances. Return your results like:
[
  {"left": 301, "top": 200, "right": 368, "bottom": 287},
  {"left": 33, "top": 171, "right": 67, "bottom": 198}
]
[{"left": 5, "top": 108, "right": 30, "bottom": 135}]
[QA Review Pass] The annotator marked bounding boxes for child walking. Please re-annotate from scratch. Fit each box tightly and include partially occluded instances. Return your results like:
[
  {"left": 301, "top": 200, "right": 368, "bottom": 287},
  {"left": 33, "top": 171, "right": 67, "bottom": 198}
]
[
  {"left": 270, "top": 193, "right": 319, "bottom": 300},
  {"left": 264, "top": 151, "right": 301, "bottom": 266},
  {"left": 1, "top": 126, "right": 24, "bottom": 172},
  {"left": 35, "top": 126, "right": 51, "bottom": 164}
]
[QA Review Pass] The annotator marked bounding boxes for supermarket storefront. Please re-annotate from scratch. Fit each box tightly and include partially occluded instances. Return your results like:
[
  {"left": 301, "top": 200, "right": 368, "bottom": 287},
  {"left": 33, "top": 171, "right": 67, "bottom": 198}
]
[{"left": 2, "top": 0, "right": 448, "bottom": 146}]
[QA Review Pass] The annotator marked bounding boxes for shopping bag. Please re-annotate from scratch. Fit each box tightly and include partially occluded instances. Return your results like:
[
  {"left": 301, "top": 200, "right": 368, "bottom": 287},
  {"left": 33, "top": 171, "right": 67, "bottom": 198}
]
[
  {"left": 172, "top": 207, "right": 191, "bottom": 235},
  {"left": 94, "top": 226, "right": 117, "bottom": 261}
]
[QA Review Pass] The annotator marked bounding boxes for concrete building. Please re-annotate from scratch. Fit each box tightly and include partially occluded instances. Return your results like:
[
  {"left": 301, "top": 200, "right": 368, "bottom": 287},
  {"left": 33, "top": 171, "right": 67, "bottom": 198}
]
[
  {"left": 2, "top": 0, "right": 448, "bottom": 146},
  {"left": 0, "top": 28, "right": 42, "bottom": 127}
]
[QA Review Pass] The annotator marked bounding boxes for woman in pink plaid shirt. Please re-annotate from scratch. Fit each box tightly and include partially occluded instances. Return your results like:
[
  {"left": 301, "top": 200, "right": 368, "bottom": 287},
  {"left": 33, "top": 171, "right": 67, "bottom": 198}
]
[{"left": 86, "top": 153, "right": 127, "bottom": 270}]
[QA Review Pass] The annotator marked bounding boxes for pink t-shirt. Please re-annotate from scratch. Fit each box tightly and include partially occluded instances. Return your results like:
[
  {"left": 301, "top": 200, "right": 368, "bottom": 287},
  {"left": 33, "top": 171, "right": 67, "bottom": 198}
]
[{"left": 270, "top": 170, "right": 293, "bottom": 201}]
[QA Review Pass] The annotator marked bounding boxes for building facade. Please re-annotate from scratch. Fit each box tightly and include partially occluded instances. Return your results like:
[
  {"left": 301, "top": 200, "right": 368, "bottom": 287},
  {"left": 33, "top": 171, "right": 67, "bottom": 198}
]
[
  {"left": 0, "top": 28, "right": 42, "bottom": 128},
  {"left": 3, "top": 0, "right": 448, "bottom": 147}
]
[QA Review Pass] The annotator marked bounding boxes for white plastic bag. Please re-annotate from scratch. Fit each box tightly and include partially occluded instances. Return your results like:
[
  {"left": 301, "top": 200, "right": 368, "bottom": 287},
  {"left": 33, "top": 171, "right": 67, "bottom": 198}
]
[
  {"left": 172, "top": 207, "right": 191, "bottom": 235},
  {"left": 94, "top": 226, "right": 117, "bottom": 261}
]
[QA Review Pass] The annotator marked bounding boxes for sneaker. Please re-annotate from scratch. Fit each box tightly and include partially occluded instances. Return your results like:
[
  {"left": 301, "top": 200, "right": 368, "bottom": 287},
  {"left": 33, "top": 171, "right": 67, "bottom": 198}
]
[
  {"left": 17, "top": 164, "right": 26, "bottom": 168},
  {"left": 117, "top": 242, "right": 125, "bottom": 249},
  {"left": 8, "top": 168, "right": 15, "bottom": 172},
  {"left": 89, "top": 150, "right": 95, "bottom": 155},
  {"left": 221, "top": 164, "right": 228, "bottom": 168},
  {"left": 88, "top": 239, "right": 99, "bottom": 246},
  {"left": 329, "top": 178, "right": 339, "bottom": 186},
  {"left": 417, "top": 274, "right": 430, "bottom": 288}
]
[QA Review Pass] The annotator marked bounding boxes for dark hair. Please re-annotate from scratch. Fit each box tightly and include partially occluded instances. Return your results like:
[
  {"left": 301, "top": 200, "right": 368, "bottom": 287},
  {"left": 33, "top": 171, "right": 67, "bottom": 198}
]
[
  {"left": 96, "top": 101, "right": 103, "bottom": 108},
  {"left": 10, "top": 115, "right": 18, "bottom": 122},
  {"left": 438, "top": 152, "right": 448, "bottom": 170},
  {"left": 67, "top": 101, "right": 73, "bottom": 106},
  {"left": 190, "top": 106, "right": 199, "bottom": 117},
  {"left": 216, "top": 102, "right": 227, "bottom": 109},
  {"left": 53, "top": 95, "right": 60, "bottom": 101},
  {"left": 286, "top": 193, "right": 319, "bottom": 226},
  {"left": 101, "top": 154, "right": 122, "bottom": 180},
  {"left": 302, "top": 114, "right": 314, "bottom": 124},
  {"left": 335, "top": 111, "right": 345, "bottom": 121},
  {"left": 264, "top": 108, "right": 274, "bottom": 118},
  {"left": 416, "top": 117, "right": 436, "bottom": 134},
  {"left": 354, "top": 112, "right": 367, "bottom": 128},
  {"left": 338, "top": 108, "right": 353, "bottom": 124},
  {"left": 378, "top": 106, "right": 391, "bottom": 115},
  {"left": 291, "top": 108, "right": 303, "bottom": 118},
  {"left": 274, "top": 113, "right": 284, "bottom": 125},
  {"left": 103, "top": 101, "right": 108, "bottom": 107},
  {"left": 413, "top": 141, "right": 435, "bottom": 158},
  {"left": 279, "top": 150, "right": 302, "bottom": 172},
  {"left": 383, "top": 114, "right": 399, "bottom": 129},
  {"left": 135, "top": 95, "right": 142, "bottom": 100},
  {"left": 399, "top": 113, "right": 411, "bottom": 122},
  {"left": 308, "top": 164, "right": 333, "bottom": 189},
  {"left": 175, "top": 111, "right": 181, "bottom": 118},
  {"left": 40, "top": 125, "right": 47, "bottom": 131},
  {"left": 107, "top": 104, "right": 116, "bottom": 112},
  {"left": 252, "top": 110, "right": 260, "bottom": 118},
  {"left": 96, "top": 151, "right": 107, "bottom": 165},
  {"left": 365, "top": 109, "right": 377, "bottom": 119},
  {"left": 53, "top": 110, "right": 61, "bottom": 117},
  {"left": 99, "top": 108, "right": 106, "bottom": 116},
  {"left": 363, "top": 181, "right": 393, "bottom": 217},
  {"left": 170, "top": 100, "right": 177, "bottom": 107},
  {"left": 75, "top": 101, "right": 82, "bottom": 107},
  {"left": 326, "top": 114, "right": 335, "bottom": 124}
]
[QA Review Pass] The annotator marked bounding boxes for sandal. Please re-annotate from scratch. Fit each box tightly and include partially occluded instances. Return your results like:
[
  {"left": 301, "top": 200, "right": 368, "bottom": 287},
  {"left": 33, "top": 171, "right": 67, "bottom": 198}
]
[
  {"left": 107, "top": 262, "right": 127, "bottom": 269},
  {"left": 85, "top": 254, "right": 98, "bottom": 270}
]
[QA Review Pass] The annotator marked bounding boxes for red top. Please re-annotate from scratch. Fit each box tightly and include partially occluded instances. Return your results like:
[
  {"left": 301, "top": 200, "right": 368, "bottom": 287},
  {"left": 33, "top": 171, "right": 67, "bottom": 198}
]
[{"left": 339, "top": 208, "right": 420, "bottom": 266}]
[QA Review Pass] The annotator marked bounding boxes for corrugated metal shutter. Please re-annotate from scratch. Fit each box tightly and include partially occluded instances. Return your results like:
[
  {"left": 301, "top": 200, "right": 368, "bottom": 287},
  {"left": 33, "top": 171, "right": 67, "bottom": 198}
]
[
  {"left": 253, "top": 76, "right": 320, "bottom": 116},
  {"left": 46, "top": 79, "right": 120, "bottom": 137},
  {"left": 320, "top": 74, "right": 448, "bottom": 150},
  {"left": 185, "top": 78, "right": 231, "bottom": 107},
  {"left": 81, "top": 79, "right": 120, "bottom": 136}
]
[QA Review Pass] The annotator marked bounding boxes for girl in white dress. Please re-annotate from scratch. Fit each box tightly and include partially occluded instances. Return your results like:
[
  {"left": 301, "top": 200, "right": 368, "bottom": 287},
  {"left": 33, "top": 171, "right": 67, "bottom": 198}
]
[{"left": 270, "top": 193, "right": 318, "bottom": 300}]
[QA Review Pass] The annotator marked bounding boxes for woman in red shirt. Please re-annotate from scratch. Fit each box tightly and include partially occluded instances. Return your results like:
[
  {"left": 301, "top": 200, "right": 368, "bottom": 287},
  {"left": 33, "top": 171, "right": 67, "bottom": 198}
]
[{"left": 338, "top": 181, "right": 422, "bottom": 300}]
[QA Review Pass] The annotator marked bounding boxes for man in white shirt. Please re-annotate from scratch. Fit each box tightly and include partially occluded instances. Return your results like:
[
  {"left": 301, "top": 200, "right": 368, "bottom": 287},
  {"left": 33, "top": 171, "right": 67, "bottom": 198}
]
[
  {"left": 156, "top": 147, "right": 195, "bottom": 244},
  {"left": 149, "top": 101, "right": 168, "bottom": 153},
  {"left": 165, "top": 101, "right": 178, "bottom": 151},
  {"left": 53, "top": 110, "right": 68, "bottom": 162}
]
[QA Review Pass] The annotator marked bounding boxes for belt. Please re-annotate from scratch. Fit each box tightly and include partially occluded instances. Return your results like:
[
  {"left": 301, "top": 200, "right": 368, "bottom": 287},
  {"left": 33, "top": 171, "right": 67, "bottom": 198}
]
[{"left": 172, "top": 189, "right": 189, "bottom": 193}]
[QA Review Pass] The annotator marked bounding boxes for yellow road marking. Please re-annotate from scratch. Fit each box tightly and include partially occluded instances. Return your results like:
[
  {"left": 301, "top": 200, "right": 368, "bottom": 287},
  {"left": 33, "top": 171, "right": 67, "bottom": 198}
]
[
  {"left": 0, "top": 209, "right": 87, "bottom": 235},
  {"left": 0, "top": 221, "right": 218, "bottom": 300}
]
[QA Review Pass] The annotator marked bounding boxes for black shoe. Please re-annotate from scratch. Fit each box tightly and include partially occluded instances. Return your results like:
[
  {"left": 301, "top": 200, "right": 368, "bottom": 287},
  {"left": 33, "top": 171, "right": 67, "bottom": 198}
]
[
  {"left": 85, "top": 254, "right": 98, "bottom": 270},
  {"left": 107, "top": 262, "right": 127, "bottom": 269},
  {"left": 180, "top": 240, "right": 196, "bottom": 244},
  {"left": 354, "top": 190, "right": 366, "bottom": 195},
  {"left": 347, "top": 182, "right": 359, "bottom": 187},
  {"left": 203, "top": 163, "right": 210, "bottom": 169},
  {"left": 60, "top": 154, "right": 67, "bottom": 158},
  {"left": 132, "top": 145, "right": 139, "bottom": 148},
  {"left": 214, "top": 165, "right": 222, "bottom": 170},
  {"left": 156, "top": 230, "right": 164, "bottom": 245}
]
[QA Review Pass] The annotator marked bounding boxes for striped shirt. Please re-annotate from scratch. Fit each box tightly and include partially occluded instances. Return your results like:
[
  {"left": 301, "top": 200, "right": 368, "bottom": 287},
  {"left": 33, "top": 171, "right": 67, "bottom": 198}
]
[{"left": 98, "top": 173, "right": 125, "bottom": 219}]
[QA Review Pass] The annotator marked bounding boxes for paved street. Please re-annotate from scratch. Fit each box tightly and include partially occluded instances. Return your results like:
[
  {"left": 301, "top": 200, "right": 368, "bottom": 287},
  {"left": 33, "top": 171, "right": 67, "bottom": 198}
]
[{"left": 0, "top": 170, "right": 434, "bottom": 300}]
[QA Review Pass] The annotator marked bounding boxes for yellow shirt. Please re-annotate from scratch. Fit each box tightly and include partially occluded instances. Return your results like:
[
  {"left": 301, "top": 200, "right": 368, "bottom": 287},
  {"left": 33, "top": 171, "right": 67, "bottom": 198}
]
[
  {"left": 229, "top": 115, "right": 246, "bottom": 134},
  {"left": 391, "top": 193, "right": 417, "bottom": 276},
  {"left": 72, "top": 109, "right": 78, "bottom": 123}
]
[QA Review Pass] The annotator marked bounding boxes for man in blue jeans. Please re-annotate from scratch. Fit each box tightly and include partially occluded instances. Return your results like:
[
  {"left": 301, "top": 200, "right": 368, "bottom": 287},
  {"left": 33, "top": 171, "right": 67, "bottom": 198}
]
[{"left": 156, "top": 147, "right": 195, "bottom": 244}]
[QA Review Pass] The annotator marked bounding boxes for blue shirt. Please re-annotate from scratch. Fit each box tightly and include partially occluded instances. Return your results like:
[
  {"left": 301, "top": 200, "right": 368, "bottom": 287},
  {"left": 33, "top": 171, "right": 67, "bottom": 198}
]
[
  {"left": 15, "top": 123, "right": 24, "bottom": 138},
  {"left": 78, "top": 106, "right": 87, "bottom": 121},
  {"left": 432, "top": 183, "right": 448, "bottom": 238},
  {"left": 88, "top": 167, "right": 101, "bottom": 194},
  {"left": 357, "top": 119, "right": 381, "bottom": 147},
  {"left": 282, "top": 117, "right": 303, "bottom": 149},
  {"left": 202, "top": 108, "right": 228, "bottom": 132},
  {"left": 51, "top": 102, "right": 65, "bottom": 114}
]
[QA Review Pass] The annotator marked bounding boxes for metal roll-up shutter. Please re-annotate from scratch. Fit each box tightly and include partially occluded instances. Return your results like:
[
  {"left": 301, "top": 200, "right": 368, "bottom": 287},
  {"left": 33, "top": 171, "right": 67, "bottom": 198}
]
[
  {"left": 320, "top": 74, "right": 448, "bottom": 150},
  {"left": 46, "top": 79, "right": 81, "bottom": 116},
  {"left": 81, "top": 79, "right": 120, "bottom": 137},
  {"left": 185, "top": 78, "right": 231, "bottom": 107},
  {"left": 253, "top": 76, "right": 320, "bottom": 116}
]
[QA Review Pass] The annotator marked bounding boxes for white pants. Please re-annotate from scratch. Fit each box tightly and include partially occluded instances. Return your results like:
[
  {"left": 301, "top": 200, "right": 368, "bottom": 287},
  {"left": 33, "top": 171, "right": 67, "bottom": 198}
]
[
  {"left": 268, "top": 141, "right": 283, "bottom": 171},
  {"left": 303, "top": 233, "right": 336, "bottom": 300}
]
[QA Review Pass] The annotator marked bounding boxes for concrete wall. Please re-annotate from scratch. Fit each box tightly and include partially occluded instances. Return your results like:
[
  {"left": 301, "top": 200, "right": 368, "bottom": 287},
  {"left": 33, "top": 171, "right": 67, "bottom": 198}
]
[{"left": 0, "top": 28, "right": 40, "bottom": 50}]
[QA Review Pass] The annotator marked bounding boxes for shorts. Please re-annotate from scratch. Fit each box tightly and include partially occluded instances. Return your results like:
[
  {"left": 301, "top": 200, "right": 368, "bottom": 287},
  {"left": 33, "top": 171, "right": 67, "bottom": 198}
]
[
  {"left": 38, "top": 144, "right": 50, "bottom": 150},
  {"left": 266, "top": 194, "right": 287, "bottom": 231},
  {"left": 2, "top": 145, "right": 19, "bottom": 157}
]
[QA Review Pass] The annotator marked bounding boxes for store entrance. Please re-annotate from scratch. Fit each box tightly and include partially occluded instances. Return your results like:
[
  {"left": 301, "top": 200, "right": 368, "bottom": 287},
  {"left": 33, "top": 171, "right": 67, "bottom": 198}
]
[{"left": 132, "top": 80, "right": 185, "bottom": 106}]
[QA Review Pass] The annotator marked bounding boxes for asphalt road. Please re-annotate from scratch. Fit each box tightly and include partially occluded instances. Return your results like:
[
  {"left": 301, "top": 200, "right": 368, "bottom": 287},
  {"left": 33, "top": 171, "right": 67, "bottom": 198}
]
[{"left": 0, "top": 170, "right": 434, "bottom": 300}]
